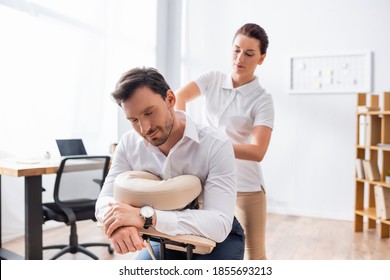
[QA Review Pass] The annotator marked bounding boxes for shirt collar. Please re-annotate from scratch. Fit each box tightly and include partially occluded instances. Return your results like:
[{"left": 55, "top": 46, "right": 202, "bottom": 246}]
[
  {"left": 221, "top": 74, "right": 234, "bottom": 89},
  {"left": 176, "top": 110, "right": 200, "bottom": 143},
  {"left": 222, "top": 73, "right": 260, "bottom": 96},
  {"left": 141, "top": 110, "right": 200, "bottom": 151}
]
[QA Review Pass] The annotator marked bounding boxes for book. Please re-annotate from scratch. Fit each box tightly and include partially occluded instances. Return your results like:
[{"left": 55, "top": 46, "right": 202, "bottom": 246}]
[
  {"left": 357, "top": 106, "right": 380, "bottom": 113},
  {"left": 359, "top": 115, "right": 381, "bottom": 147},
  {"left": 358, "top": 115, "right": 366, "bottom": 146},
  {"left": 375, "top": 185, "right": 384, "bottom": 218},
  {"left": 365, "top": 115, "right": 372, "bottom": 147},
  {"left": 374, "top": 185, "right": 390, "bottom": 220},
  {"left": 362, "top": 160, "right": 381, "bottom": 181},
  {"left": 355, "top": 159, "right": 365, "bottom": 179}
]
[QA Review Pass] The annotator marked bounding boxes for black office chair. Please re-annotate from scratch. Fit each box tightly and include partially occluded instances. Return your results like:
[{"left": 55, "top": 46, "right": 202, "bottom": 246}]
[{"left": 42, "top": 156, "right": 114, "bottom": 260}]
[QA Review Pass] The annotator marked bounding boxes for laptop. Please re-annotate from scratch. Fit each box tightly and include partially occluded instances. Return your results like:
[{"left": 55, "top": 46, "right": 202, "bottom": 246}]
[{"left": 56, "top": 139, "right": 88, "bottom": 157}]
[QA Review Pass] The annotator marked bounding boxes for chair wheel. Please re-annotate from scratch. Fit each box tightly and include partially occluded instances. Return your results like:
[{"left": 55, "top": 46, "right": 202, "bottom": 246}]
[{"left": 108, "top": 247, "right": 114, "bottom": 254}]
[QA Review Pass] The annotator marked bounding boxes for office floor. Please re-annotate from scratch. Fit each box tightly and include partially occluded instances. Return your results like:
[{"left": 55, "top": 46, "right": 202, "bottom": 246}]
[{"left": 3, "top": 213, "right": 390, "bottom": 260}]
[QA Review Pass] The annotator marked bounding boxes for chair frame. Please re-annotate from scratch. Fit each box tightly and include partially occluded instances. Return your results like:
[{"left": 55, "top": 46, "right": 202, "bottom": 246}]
[{"left": 142, "top": 235, "right": 197, "bottom": 260}]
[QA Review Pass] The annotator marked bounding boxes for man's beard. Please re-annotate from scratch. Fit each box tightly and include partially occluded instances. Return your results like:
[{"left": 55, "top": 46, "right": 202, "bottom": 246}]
[{"left": 144, "top": 110, "right": 174, "bottom": 147}]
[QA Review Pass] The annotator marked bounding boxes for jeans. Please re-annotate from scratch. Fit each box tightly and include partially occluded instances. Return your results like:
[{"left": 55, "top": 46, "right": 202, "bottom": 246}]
[{"left": 136, "top": 217, "right": 245, "bottom": 260}]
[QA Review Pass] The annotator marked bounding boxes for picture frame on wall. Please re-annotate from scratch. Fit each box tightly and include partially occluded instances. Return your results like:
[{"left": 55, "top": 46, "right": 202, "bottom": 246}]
[{"left": 289, "top": 51, "right": 372, "bottom": 94}]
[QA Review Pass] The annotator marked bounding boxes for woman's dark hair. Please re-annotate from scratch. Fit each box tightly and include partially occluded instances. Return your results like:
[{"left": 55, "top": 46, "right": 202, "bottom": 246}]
[
  {"left": 234, "top": 23, "right": 269, "bottom": 54},
  {"left": 111, "top": 67, "right": 170, "bottom": 106}
]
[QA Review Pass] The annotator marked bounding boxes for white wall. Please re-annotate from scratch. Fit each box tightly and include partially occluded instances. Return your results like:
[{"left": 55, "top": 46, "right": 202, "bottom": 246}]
[{"left": 181, "top": 0, "right": 390, "bottom": 220}]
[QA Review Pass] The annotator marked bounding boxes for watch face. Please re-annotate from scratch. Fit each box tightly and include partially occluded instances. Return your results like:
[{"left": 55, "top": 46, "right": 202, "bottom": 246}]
[{"left": 141, "top": 206, "right": 154, "bottom": 218}]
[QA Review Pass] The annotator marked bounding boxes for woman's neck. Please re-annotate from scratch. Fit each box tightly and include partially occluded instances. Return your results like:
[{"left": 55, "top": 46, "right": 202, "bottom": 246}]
[{"left": 231, "top": 73, "right": 255, "bottom": 88}]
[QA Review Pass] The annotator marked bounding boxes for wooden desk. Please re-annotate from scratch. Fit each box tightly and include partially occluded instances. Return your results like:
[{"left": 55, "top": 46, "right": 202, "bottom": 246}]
[
  {"left": 0, "top": 160, "right": 61, "bottom": 260},
  {"left": 0, "top": 160, "right": 59, "bottom": 260},
  {"left": 0, "top": 158, "right": 107, "bottom": 260}
]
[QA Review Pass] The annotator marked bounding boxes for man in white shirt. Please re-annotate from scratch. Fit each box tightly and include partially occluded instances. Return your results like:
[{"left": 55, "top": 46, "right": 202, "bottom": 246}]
[{"left": 95, "top": 67, "right": 244, "bottom": 260}]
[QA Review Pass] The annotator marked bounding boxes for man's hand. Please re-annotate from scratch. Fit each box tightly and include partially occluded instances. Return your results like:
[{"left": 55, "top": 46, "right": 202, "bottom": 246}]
[
  {"left": 103, "top": 202, "right": 143, "bottom": 237},
  {"left": 110, "top": 226, "right": 146, "bottom": 254}
]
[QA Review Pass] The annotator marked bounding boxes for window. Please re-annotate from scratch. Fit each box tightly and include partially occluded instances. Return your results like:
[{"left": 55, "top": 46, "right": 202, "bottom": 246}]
[{"left": 0, "top": 0, "right": 157, "bottom": 241}]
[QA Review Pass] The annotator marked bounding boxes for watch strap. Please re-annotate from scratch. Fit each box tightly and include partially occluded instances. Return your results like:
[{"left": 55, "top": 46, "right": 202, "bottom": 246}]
[{"left": 143, "top": 217, "right": 153, "bottom": 229}]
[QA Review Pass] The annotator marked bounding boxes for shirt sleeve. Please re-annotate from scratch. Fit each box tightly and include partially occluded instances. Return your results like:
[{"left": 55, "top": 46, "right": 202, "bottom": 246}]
[
  {"left": 95, "top": 134, "right": 133, "bottom": 223},
  {"left": 253, "top": 93, "right": 275, "bottom": 129},
  {"left": 155, "top": 136, "right": 237, "bottom": 243},
  {"left": 193, "top": 71, "right": 217, "bottom": 97}
]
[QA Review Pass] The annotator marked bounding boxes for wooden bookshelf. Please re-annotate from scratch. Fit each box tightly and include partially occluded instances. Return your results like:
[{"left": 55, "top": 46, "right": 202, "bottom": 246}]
[{"left": 355, "top": 92, "right": 390, "bottom": 238}]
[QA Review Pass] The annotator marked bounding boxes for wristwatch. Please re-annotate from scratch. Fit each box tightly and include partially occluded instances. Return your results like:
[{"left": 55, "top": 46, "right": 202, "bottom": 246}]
[{"left": 140, "top": 206, "right": 155, "bottom": 229}]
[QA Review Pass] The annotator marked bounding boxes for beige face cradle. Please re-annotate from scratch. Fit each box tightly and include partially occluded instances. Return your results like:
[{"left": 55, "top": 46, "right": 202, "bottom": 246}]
[{"left": 114, "top": 170, "right": 202, "bottom": 210}]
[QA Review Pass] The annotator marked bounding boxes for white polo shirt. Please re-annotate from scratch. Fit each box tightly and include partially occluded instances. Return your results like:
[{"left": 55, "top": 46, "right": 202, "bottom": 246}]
[
  {"left": 96, "top": 111, "right": 237, "bottom": 243},
  {"left": 194, "top": 71, "right": 274, "bottom": 192}
]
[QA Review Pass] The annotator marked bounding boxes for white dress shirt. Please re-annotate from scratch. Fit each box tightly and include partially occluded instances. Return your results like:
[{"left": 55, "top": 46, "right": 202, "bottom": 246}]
[
  {"left": 96, "top": 111, "right": 237, "bottom": 243},
  {"left": 194, "top": 71, "right": 274, "bottom": 192}
]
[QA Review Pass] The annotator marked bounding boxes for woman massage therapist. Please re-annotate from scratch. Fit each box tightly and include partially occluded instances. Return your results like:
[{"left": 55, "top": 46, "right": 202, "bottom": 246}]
[{"left": 175, "top": 23, "right": 274, "bottom": 260}]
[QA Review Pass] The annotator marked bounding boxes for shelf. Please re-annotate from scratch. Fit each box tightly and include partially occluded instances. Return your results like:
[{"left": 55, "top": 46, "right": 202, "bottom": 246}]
[
  {"left": 378, "top": 182, "right": 390, "bottom": 188},
  {"left": 355, "top": 145, "right": 390, "bottom": 151},
  {"left": 357, "top": 111, "right": 390, "bottom": 116},
  {"left": 355, "top": 178, "right": 387, "bottom": 185},
  {"left": 355, "top": 208, "right": 377, "bottom": 219},
  {"left": 372, "top": 181, "right": 390, "bottom": 188},
  {"left": 369, "top": 145, "right": 390, "bottom": 151},
  {"left": 355, "top": 178, "right": 366, "bottom": 183},
  {"left": 355, "top": 208, "right": 390, "bottom": 225},
  {"left": 354, "top": 178, "right": 390, "bottom": 188},
  {"left": 368, "top": 111, "right": 389, "bottom": 115},
  {"left": 356, "top": 111, "right": 380, "bottom": 115},
  {"left": 367, "top": 111, "right": 381, "bottom": 115},
  {"left": 355, "top": 92, "right": 390, "bottom": 238}
]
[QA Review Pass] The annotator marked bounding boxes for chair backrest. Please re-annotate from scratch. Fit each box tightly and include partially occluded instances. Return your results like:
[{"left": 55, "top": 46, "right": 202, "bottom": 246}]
[{"left": 53, "top": 156, "right": 110, "bottom": 208}]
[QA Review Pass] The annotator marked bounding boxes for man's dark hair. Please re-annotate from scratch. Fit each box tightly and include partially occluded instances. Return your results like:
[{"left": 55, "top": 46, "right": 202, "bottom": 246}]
[
  {"left": 111, "top": 67, "right": 170, "bottom": 106},
  {"left": 234, "top": 23, "right": 269, "bottom": 55}
]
